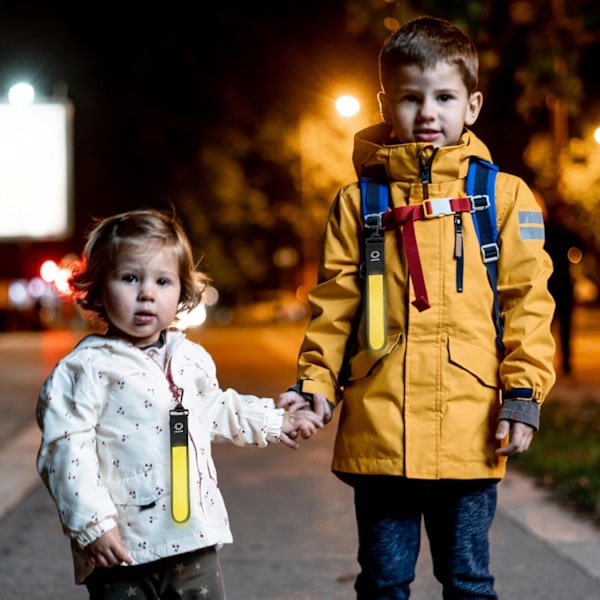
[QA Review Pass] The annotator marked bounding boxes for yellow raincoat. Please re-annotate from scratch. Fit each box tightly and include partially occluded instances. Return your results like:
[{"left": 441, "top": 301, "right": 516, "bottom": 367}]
[{"left": 295, "top": 124, "right": 556, "bottom": 481}]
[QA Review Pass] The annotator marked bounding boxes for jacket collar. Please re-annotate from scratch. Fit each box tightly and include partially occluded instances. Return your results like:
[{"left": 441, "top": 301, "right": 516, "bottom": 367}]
[{"left": 352, "top": 123, "right": 493, "bottom": 183}]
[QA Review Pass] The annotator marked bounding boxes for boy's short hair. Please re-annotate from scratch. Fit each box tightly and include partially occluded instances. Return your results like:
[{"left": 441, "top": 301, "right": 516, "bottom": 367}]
[{"left": 379, "top": 15, "right": 479, "bottom": 94}]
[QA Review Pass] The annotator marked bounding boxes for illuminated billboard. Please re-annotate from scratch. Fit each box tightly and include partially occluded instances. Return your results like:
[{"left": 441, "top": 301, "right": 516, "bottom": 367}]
[{"left": 0, "top": 100, "right": 73, "bottom": 240}]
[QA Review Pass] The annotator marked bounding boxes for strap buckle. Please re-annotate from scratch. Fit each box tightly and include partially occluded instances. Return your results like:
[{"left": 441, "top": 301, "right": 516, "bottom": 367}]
[
  {"left": 480, "top": 242, "right": 499, "bottom": 263},
  {"left": 364, "top": 212, "right": 384, "bottom": 231},
  {"left": 470, "top": 194, "right": 490, "bottom": 211},
  {"left": 423, "top": 198, "right": 453, "bottom": 218}
]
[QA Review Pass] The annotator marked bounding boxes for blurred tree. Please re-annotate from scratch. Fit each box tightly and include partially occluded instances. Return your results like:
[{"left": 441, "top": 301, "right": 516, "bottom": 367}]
[
  {"left": 515, "top": 0, "right": 600, "bottom": 290},
  {"left": 157, "top": 1, "right": 600, "bottom": 306},
  {"left": 511, "top": 0, "right": 599, "bottom": 187}
]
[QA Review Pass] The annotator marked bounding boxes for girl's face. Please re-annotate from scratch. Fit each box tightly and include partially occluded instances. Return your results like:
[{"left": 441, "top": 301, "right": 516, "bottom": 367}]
[
  {"left": 379, "top": 61, "right": 483, "bottom": 148},
  {"left": 102, "top": 242, "right": 182, "bottom": 347}
]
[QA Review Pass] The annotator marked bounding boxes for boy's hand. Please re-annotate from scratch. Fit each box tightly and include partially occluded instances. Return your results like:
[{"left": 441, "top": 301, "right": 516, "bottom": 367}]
[
  {"left": 278, "top": 391, "right": 333, "bottom": 424},
  {"left": 279, "top": 409, "right": 324, "bottom": 449},
  {"left": 278, "top": 390, "right": 309, "bottom": 411},
  {"left": 495, "top": 420, "right": 534, "bottom": 456},
  {"left": 84, "top": 528, "right": 133, "bottom": 568}
]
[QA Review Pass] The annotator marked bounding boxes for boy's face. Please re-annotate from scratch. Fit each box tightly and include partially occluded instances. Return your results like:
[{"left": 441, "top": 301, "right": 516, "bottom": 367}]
[{"left": 378, "top": 61, "right": 482, "bottom": 148}]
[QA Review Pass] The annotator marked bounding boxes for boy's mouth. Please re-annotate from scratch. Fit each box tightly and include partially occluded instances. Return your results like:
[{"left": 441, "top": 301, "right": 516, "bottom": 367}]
[{"left": 415, "top": 129, "right": 440, "bottom": 142}]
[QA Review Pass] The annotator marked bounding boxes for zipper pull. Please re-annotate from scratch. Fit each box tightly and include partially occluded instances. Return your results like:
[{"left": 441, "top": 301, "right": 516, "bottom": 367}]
[
  {"left": 419, "top": 147, "right": 438, "bottom": 200},
  {"left": 419, "top": 146, "right": 438, "bottom": 183},
  {"left": 454, "top": 215, "right": 463, "bottom": 258},
  {"left": 454, "top": 215, "right": 464, "bottom": 293}
]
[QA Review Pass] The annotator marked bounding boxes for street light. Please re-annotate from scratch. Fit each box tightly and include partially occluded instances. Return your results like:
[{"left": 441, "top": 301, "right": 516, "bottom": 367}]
[
  {"left": 8, "top": 82, "right": 35, "bottom": 106},
  {"left": 297, "top": 95, "right": 366, "bottom": 297},
  {"left": 336, "top": 95, "right": 360, "bottom": 118}
]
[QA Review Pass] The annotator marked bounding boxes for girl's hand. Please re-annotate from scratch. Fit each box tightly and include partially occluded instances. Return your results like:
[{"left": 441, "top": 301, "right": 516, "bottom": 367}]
[
  {"left": 280, "top": 410, "right": 324, "bottom": 449},
  {"left": 84, "top": 528, "right": 133, "bottom": 568}
]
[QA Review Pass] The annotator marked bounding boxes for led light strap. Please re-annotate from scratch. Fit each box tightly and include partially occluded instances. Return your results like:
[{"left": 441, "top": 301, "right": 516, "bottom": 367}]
[{"left": 170, "top": 405, "right": 190, "bottom": 523}]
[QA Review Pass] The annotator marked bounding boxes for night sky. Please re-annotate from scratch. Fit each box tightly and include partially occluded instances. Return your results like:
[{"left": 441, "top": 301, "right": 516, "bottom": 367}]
[
  {"left": 0, "top": 2, "right": 376, "bottom": 278},
  {"left": 1, "top": 2, "right": 599, "bottom": 282}
]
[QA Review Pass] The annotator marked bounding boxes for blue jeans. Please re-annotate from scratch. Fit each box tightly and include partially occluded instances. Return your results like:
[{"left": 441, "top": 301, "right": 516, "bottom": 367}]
[{"left": 351, "top": 476, "right": 498, "bottom": 599}]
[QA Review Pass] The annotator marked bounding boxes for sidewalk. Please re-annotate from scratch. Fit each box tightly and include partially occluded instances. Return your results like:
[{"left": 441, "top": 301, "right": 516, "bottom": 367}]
[
  {"left": 0, "top": 309, "right": 599, "bottom": 598},
  {"left": 256, "top": 314, "right": 600, "bottom": 590}
]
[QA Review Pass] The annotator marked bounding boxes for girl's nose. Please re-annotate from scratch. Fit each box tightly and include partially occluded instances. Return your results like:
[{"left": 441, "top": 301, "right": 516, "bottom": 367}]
[{"left": 138, "top": 281, "right": 155, "bottom": 301}]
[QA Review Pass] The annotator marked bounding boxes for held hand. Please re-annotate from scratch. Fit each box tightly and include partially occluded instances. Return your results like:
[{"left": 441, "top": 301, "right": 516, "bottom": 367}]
[
  {"left": 280, "top": 409, "right": 324, "bottom": 449},
  {"left": 312, "top": 393, "right": 333, "bottom": 424},
  {"left": 84, "top": 528, "right": 133, "bottom": 568},
  {"left": 277, "top": 391, "right": 309, "bottom": 412},
  {"left": 495, "top": 420, "right": 535, "bottom": 456},
  {"left": 278, "top": 391, "right": 333, "bottom": 424}
]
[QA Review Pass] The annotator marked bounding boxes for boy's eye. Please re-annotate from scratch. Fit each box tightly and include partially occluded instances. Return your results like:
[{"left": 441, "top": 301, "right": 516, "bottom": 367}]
[
  {"left": 438, "top": 94, "right": 454, "bottom": 102},
  {"left": 403, "top": 94, "right": 420, "bottom": 103}
]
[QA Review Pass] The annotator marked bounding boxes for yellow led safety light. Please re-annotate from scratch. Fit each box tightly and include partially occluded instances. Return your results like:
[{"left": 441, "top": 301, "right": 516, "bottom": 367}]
[{"left": 170, "top": 406, "right": 190, "bottom": 523}]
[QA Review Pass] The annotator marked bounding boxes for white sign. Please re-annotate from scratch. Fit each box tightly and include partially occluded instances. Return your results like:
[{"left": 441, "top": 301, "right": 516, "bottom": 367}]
[{"left": 0, "top": 101, "right": 73, "bottom": 240}]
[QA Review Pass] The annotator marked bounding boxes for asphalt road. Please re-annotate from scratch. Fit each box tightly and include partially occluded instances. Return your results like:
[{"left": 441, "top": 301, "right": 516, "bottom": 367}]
[{"left": 0, "top": 314, "right": 599, "bottom": 599}]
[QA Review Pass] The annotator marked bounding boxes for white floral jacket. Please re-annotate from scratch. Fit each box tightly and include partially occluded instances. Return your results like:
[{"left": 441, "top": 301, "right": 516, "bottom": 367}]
[{"left": 36, "top": 328, "right": 284, "bottom": 583}]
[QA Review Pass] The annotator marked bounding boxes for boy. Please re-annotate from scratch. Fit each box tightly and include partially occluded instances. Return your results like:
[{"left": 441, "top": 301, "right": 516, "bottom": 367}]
[{"left": 279, "top": 16, "right": 556, "bottom": 599}]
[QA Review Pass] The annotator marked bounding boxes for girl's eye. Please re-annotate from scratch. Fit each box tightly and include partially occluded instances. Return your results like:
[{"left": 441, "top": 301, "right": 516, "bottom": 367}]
[
  {"left": 122, "top": 274, "right": 138, "bottom": 283},
  {"left": 157, "top": 278, "right": 170, "bottom": 286}
]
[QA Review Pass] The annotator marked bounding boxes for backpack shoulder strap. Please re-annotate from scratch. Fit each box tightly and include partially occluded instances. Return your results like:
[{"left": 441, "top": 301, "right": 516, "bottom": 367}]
[
  {"left": 466, "top": 158, "right": 504, "bottom": 353},
  {"left": 338, "top": 176, "right": 389, "bottom": 388},
  {"left": 359, "top": 177, "right": 389, "bottom": 352}
]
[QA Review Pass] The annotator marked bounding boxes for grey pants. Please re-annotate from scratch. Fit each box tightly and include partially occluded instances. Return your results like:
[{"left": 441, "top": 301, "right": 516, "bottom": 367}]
[{"left": 84, "top": 545, "right": 225, "bottom": 599}]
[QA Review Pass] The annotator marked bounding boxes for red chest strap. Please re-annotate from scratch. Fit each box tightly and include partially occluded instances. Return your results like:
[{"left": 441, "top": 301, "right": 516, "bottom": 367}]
[{"left": 382, "top": 197, "right": 474, "bottom": 311}]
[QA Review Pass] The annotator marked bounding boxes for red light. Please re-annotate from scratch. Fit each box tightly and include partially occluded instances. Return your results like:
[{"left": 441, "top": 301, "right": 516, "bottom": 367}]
[{"left": 40, "top": 259, "right": 59, "bottom": 282}]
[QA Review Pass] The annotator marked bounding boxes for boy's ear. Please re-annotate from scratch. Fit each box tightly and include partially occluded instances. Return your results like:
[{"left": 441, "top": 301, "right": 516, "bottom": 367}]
[
  {"left": 465, "top": 91, "right": 484, "bottom": 126},
  {"left": 377, "top": 91, "right": 392, "bottom": 123}
]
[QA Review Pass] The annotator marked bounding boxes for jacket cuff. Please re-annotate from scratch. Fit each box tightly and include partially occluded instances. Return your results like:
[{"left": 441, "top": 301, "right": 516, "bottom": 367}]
[
  {"left": 287, "top": 382, "right": 313, "bottom": 404},
  {"left": 73, "top": 517, "right": 118, "bottom": 548},
  {"left": 499, "top": 399, "right": 540, "bottom": 430},
  {"left": 265, "top": 408, "right": 285, "bottom": 443}
]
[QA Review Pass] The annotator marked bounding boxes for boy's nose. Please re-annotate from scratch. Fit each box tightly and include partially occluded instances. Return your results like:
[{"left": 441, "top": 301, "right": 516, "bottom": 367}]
[{"left": 418, "top": 99, "right": 436, "bottom": 120}]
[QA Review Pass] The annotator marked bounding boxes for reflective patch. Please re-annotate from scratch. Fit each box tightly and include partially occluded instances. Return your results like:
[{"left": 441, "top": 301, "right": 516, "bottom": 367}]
[
  {"left": 520, "top": 226, "right": 545, "bottom": 240},
  {"left": 518, "top": 211, "right": 544, "bottom": 240},
  {"left": 518, "top": 211, "right": 544, "bottom": 224}
]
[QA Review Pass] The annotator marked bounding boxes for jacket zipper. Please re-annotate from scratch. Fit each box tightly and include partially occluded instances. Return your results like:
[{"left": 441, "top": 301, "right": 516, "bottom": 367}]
[{"left": 419, "top": 147, "right": 463, "bottom": 292}]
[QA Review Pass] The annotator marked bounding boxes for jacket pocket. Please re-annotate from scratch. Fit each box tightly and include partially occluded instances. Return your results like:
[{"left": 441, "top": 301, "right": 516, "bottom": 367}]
[
  {"left": 447, "top": 336, "right": 500, "bottom": 388},
  {"left": 105, "top": 469, "right": 169, "bottom": 507},
  {"left": 348, "top": 333, "right": 403, "bottom": 381}
]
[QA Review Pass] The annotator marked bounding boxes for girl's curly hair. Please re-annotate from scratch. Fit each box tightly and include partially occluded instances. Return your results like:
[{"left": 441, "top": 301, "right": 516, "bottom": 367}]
[{"left": 69, "top": 208, "right": 210, "bottom": 322}]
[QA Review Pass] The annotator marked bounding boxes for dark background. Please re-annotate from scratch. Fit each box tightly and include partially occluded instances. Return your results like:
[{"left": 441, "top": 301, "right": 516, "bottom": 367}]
[
  {"left": 0, "top": 2, "right": 598, "bottom": 303},
  {"left": 0, "top": 2, "right": 376, "bottom": 279}
]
